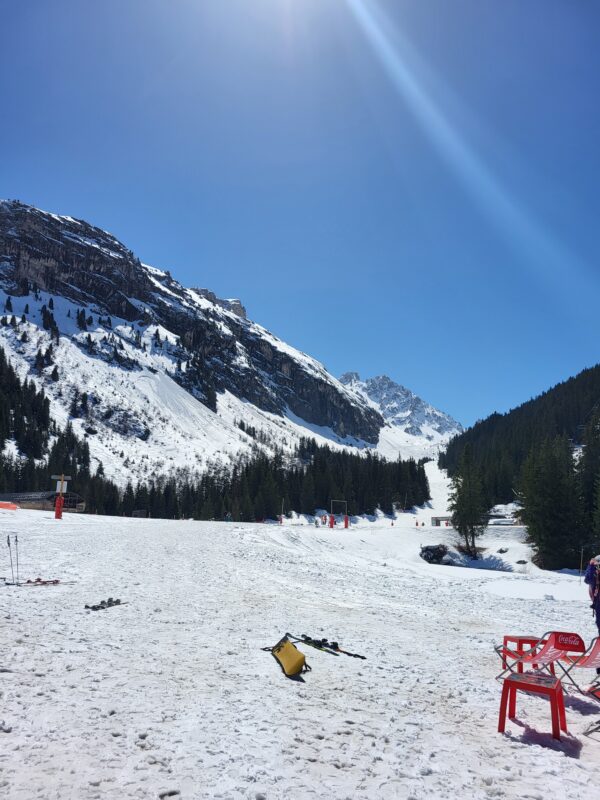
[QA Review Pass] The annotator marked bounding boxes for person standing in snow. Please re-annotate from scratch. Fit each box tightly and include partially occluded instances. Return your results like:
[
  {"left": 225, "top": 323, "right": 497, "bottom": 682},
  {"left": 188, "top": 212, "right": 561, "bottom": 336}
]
[
  {"left": 584, "top": 555, "right": 600, "bottom": 609},
  {"left": 584, "top": 555, "right": 600, "bottom": 677}
]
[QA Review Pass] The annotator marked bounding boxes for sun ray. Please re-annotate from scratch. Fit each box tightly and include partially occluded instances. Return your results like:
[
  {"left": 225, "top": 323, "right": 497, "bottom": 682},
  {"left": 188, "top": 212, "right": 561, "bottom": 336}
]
[{"left": 345, "top": 0, "right": 596, "bottom": 300}]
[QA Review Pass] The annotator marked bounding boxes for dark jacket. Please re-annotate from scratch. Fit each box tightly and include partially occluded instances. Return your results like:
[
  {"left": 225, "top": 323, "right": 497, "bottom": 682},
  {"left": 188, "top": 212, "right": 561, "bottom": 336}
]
[
  {"left": 585, "top": 562, "right": 600, "bottom": 614},
  {"left": 585, "top": 562, "right": 598, "bottom": 587}
]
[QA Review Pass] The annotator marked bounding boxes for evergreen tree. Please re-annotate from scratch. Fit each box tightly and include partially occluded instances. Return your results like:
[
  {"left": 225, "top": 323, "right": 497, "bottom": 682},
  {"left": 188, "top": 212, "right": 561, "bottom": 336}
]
[
  {"left": 592, "top": 473, "right": 600, "bottom": 541},
  {"left": 69, "top": 389, "right": 80, "bottom": 417},
  {"left": 449, "top": 444, "right": 488, "bottom": 558},
  {"left": 34, "top": 349, "right": 44, "bottom": 374},
  {"left": 300, "top": 471, "right": 316, "bottom": 514},
  {"left": 122, "top": 482, "right": 135, "bottom": 516},
  {"left": 577, "top": 408, "right": 600, "bottom": 524},
  {"left": 204, "top": 379, "right": 217, "bottom": 412},
  {"left": 200, "top": 496, "right": 214, "bottom": 520},
  {"left": 519, "top": 436, "right": 584, "bottom": 569}
]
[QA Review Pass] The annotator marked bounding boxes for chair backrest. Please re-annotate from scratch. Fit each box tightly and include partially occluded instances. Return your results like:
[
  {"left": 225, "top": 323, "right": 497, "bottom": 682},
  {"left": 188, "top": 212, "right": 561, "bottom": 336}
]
[
  {"left": 552, "top": 632, "right": 586, "bottom": 653},
  {"left": 579, "top": 637, "right": 600, "bottom": 669},
  {"left": 523, "top": 631, "right": 585, "bottom": 665}
]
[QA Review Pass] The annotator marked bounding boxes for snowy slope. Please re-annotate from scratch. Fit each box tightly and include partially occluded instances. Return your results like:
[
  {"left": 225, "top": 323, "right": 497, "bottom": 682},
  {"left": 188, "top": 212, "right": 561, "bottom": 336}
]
[
  {"left": 340, "top": 372, "right": 463, "bottom": 460},
  {"left": 0, "top": 287, "right": 383, "bottom": 483},
  {"left": 1, "top": 503, "right": 598, "bottom": 799},
  {"left": 1, "top": 201, "right": 462, "bottom": 482}
]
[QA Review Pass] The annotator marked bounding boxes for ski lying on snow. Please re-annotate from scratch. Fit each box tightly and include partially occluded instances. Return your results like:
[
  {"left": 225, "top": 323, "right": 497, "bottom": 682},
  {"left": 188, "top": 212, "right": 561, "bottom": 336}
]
[
  {"left": 3, "top": 579, "right": 77, "bottom": 587},
  {"left": 286, "top": 633, "right": 367, "bottom": 659},
  {"left": 85, "top": 599, "right": 127, "bottom": 611}
]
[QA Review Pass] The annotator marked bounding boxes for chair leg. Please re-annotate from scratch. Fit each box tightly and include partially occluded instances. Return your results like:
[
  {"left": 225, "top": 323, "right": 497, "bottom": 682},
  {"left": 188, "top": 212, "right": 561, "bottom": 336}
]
[
  {"left": 498, "top": 681, "right": 510, "bottom": 733},
  {"left": 558, "top": 663, "right": 583, "bottom": 694},
  {"left": 508, "top": 685, "right": 517, "bottom": 719},
  {"left": 550, "top": 694, "right": 561, "bottom": 740},
  {"left": 556, "top": 688, "right": 567, "bottom": 733}
]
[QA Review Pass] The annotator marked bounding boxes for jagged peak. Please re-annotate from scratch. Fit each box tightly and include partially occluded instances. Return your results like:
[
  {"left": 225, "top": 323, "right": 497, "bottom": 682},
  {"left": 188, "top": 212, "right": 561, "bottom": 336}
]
[
  {"left": 365, "top": 374, "right": 408, "bottom": 391},
  {"left": 340, "top": 370, "right": 462, "bottom": 438},
  {"left": 340, "top": 371, "right": 361, "bottom": 384}
]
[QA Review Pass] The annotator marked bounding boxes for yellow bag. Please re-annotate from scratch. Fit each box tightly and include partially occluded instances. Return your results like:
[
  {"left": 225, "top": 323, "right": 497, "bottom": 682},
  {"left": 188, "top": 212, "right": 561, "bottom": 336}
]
[{"left": 268, "top": 636, "right": 310, "bottom": 678}]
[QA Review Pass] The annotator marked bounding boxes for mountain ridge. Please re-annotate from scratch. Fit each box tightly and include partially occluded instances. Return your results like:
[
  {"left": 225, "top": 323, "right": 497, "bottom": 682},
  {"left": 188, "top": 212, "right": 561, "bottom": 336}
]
[{"left": 1, "top": 199, "right": 460, "bottom": 482}]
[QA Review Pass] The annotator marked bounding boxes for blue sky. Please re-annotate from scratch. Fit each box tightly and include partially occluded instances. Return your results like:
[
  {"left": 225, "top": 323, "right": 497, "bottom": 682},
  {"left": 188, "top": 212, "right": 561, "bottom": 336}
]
[{"left": 2, "top": 0, "right": 599, "bottom": 426}]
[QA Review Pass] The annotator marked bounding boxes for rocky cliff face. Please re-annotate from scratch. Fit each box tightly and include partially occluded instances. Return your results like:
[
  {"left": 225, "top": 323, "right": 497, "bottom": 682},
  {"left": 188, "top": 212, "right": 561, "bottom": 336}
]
[{"left": 0, "top": 200, "right": 382, "bottom": 444}]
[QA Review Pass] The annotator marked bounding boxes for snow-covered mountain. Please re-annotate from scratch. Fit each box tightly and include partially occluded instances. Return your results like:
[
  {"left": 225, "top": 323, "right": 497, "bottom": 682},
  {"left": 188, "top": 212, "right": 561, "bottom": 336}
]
[
  {"left": 340, "top": 372, "right": 462, "bottom": 460},
  {"left": 0, "top": 200, "right": 460, "bottom": 482}
]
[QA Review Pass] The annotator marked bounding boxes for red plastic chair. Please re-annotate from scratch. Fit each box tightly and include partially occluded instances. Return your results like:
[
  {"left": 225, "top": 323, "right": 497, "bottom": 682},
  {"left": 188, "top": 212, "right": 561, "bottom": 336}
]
[{"left": 498, "top": 672, "right": 567, "bottom": 740}]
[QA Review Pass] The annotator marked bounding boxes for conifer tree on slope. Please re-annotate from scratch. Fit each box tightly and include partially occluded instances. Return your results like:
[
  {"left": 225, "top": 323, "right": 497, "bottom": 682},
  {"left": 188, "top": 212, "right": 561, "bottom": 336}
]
[
  {"left": 592, "top": 474, "right": 600, "bottom": 542},
  {"left": 519, "top": 435, "right": 583, "bottom": 570},
  {"left": 578, "top": 408, "right": 600, "bottom": 524},
  {"left": 449, "top": 444, "right": 488, "bottom": 558}
]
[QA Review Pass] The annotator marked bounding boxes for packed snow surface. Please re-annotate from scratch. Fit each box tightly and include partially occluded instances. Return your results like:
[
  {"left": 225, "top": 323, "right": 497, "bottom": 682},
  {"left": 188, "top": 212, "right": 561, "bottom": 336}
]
[{"left": 1, "top": 506, "right": 599, "bottom": 797}]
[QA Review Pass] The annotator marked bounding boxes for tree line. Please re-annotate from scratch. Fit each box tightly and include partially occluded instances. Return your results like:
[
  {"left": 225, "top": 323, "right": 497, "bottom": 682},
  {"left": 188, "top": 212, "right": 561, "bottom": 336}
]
[
  {"left": 114, "top": 439, "right": 430, "bottom": 522},
  {"left": 440, "top": 363, "right": 600, "bottom": 506},
  {"left": 441, "top": 363, "right": 600, "bottom": 568}
]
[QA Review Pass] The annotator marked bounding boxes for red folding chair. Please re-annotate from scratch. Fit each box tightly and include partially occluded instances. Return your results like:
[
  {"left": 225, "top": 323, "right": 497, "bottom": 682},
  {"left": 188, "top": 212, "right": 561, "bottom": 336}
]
[
  {"left": 496, "top": 634, "right": 554, "bottom": 680},
  {"left": 495, "top": 631, "right": 586, "bottom": 681},
  {"left": 555, "top": 636, "right": 600, "bottom": 695}
]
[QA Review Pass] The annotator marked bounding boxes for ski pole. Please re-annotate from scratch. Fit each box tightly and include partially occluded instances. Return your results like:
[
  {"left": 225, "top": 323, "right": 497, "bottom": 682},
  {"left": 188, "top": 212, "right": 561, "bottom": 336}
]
[
  {"left": 14, "top": 534, "right": 19, "bottom": 585},
  {"left": 7, "top": 535, "right": 14, "bottom": 585}
]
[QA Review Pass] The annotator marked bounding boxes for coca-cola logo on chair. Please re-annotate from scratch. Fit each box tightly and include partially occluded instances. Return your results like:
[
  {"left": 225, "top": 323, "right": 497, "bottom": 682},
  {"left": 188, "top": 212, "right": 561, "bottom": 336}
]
[{"left": 557, "top": 633, "right": 582, "bottom": 648}]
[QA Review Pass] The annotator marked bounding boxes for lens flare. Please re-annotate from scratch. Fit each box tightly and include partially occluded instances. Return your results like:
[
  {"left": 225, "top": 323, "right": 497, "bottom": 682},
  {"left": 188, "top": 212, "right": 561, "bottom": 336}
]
[{"left": 346, "top": 0, "right": 594, "bottom": 298}]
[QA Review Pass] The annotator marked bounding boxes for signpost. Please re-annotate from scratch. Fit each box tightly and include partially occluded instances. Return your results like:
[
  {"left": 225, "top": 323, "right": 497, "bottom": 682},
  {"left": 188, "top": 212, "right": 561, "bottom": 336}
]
[
  {"left": 51, "top": 474, "right": 71, "bottom": 520},
  {"left": 580, "top": 541, "right": 600, "bottom": 581}
]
